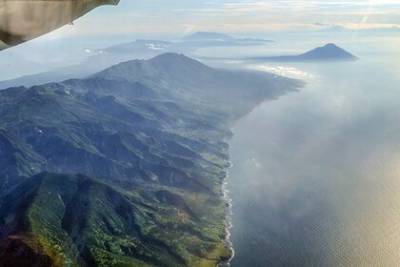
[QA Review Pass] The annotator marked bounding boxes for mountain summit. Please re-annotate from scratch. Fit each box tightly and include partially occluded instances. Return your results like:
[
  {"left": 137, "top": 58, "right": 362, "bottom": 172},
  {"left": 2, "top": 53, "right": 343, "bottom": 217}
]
[
  {"left": 299, "top": 43, "right": 358, "bottom": 61},
  {"left": 251, "top": 43, "right": 358, "bottom": 62},
  {"left": 0, "top": 53, "right": 300, "bottom": 267}
]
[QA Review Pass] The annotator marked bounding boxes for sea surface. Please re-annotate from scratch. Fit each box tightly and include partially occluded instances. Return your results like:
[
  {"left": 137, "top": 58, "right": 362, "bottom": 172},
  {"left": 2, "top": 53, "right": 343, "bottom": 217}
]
[{"left": 222, "top": 32, "right": 400, "bottom": 267}]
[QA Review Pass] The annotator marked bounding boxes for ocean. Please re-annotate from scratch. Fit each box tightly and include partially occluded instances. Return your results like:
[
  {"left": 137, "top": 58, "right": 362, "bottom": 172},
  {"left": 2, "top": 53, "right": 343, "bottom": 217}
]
[{"left": 222, "top": 31, "right": 400, "bottom": 267}]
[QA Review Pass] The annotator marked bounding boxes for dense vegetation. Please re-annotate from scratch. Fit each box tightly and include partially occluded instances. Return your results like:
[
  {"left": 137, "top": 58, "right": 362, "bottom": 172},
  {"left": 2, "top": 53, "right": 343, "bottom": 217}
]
[{"left": 0, "top": 53, "right": 299, "bottom": 266}]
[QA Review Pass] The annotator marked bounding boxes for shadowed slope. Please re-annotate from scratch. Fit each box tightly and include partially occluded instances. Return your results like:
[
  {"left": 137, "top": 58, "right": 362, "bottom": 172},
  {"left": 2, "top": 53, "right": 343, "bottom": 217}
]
[{"left": 0, "top": 53, "right": 300, "bottom": 266}]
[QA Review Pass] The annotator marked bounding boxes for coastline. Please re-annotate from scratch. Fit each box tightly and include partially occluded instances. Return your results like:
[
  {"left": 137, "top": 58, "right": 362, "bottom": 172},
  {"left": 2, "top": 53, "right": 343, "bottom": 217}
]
[
  {"left": 218, "top": 160, "right": 235, "bottom": 267},
  {"left": 216, "top": 80, "right": 300, "bottom": 267}
]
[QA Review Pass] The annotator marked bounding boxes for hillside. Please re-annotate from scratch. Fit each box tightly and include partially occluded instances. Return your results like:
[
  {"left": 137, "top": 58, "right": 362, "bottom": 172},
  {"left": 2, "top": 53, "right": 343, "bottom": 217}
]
[{"left": 0, "top": 53, "right": 300, "bottom": 266}]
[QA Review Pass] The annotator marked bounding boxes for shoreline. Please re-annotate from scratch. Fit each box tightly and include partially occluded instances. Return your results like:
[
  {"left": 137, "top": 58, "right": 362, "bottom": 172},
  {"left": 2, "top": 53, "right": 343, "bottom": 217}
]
[
  {"left": 216, "top": 77, "right": 301, "bottom": 267},
  {"left": 218, "top": 160, "right": 235, "bottom": 267}
]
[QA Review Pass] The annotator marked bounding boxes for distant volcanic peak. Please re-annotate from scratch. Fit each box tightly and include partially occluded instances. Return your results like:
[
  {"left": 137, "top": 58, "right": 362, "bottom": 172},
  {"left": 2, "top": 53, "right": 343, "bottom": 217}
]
[
  {"left": 251, "top": 43, "right": 358, "bottom": 62},
  {"left": 302, "top": 43, "right": 358, "bottom": 60},
  {"left": 310, "top": 43, "right": 346, "bottom": 53}
]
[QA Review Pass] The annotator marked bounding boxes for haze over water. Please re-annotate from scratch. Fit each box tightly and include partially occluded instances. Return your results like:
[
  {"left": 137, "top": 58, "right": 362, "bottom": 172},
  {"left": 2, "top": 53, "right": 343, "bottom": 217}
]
[{"left": 227, "top": 32, "right": 400, "bottom": 267}]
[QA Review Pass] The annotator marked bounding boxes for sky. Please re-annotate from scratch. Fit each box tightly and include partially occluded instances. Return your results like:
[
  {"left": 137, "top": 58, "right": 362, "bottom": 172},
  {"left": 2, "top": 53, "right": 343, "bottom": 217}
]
[
  {"left": 1, "top": 0, "right": 399, "bottom": 81},
  {"left": 55, "top": 0, "right": 400, "bottom": 38}
]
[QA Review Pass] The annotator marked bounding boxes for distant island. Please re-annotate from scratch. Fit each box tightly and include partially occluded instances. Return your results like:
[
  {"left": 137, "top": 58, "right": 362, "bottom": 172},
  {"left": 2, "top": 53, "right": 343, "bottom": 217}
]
[
  {"left": 182, "top": 31, "right": 273, "bottom": 44},
  {"left": 250, "top": 43, "right": 358, "bottom": 62}
]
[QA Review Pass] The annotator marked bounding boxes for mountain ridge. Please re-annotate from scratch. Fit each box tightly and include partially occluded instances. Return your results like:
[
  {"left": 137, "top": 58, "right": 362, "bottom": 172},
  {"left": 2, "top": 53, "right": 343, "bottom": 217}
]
[{"left": 0, "top": 53, "right": 300, "bottom": 266}]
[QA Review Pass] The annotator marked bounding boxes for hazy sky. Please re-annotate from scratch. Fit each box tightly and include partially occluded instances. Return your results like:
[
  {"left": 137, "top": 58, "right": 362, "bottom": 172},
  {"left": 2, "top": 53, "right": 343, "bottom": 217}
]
[
  {"left": 1, "top": 0, "right": 399, "bottom": 81},
  {"left": 55, "top": 0, "right": 400, "bottom": 37}
]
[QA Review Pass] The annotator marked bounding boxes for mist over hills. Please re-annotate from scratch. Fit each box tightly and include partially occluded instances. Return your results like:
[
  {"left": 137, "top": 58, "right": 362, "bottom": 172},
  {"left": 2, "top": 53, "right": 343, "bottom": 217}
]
[
  {"left": 0, "top": 53, "right": 299, "bottom": 266},
  {"left": 0, "top": 32, "right": 274, "bottom": 90}
]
